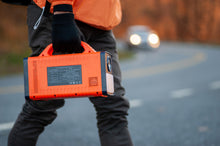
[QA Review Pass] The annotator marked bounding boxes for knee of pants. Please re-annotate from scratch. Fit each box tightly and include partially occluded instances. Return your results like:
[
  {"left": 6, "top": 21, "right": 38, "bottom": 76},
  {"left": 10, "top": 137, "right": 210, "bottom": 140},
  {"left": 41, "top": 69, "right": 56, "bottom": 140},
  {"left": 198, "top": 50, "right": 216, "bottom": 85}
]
[
  {"left": 89, "top": 95, "right": 130, "bottom": 133},
  {"left": 21, "top": 99, "right": 65, "bottom": 126}
]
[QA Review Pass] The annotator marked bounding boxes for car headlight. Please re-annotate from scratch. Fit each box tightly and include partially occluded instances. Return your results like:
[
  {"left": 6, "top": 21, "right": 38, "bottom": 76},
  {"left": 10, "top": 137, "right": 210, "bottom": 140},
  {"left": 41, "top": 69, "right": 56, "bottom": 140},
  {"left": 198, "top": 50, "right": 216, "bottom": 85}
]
[
  {"left": 147, "top": 33, "right": 160, "bottom": 48},
  {"left": 129, "top": 34, "right": 141, "bottom": 45}
]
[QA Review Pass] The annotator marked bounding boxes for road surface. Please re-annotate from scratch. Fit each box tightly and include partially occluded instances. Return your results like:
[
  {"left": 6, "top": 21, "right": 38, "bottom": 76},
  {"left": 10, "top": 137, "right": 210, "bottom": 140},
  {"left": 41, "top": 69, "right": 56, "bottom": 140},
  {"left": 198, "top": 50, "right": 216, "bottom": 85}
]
[{"left": 0, "top": 42, "right": 220, "bottom": 146}]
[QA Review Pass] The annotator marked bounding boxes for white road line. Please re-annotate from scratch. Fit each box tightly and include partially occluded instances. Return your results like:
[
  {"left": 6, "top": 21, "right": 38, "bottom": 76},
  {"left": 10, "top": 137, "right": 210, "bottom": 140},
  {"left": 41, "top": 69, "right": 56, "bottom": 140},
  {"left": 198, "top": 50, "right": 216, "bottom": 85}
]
[
  {"left": 171, "top": 88, "right": 193, "bottom": 99},
  {"left": 209, "top": 81, "right": 220, "bottom": 90},
  {"left": 129, "top": 99, "right": 142, "bottom": 108},
  {"left": 0, "top": 85, "right": 23, "bottom": 95},
  {"left": 198, "top": 126, "right": 209, "bottom": 133},
  {"left": 0, "top": 122, "right": 14, "bottom": 131}
]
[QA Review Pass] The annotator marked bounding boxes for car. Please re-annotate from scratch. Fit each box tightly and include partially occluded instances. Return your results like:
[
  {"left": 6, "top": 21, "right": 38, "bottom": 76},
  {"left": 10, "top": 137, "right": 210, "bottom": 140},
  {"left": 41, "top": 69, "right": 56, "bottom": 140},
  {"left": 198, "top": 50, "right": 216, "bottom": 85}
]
[{"left": 125, "top": 25, "right": 160, "bottom": 51}]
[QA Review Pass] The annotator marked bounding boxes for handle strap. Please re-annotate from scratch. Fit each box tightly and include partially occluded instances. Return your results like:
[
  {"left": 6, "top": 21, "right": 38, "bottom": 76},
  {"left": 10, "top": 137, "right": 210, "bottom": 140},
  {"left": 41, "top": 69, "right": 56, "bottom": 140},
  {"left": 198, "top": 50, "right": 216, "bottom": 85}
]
[{"left": 39, "top": 41, "right": 96, "bottom": 57}]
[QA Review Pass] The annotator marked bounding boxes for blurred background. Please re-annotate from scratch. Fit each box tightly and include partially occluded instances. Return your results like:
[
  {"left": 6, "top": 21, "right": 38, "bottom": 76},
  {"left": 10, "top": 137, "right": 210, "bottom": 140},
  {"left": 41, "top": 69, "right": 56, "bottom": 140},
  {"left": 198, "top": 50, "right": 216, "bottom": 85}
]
[
  {"left": 117, "top": 0, "right": 220, "bottom": 43},
  {"left": 1, "top": 0, "right": 220, "bottom": 75},
  {"left": 1, "top": 1, "right": 220, "bottom": 146}
]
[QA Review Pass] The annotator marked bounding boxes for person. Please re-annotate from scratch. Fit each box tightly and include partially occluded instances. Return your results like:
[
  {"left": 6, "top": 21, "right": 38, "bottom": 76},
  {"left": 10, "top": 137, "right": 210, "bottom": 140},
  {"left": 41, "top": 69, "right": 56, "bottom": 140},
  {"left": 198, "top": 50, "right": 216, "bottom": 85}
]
[{"left": 8, "top": 0, "right": 133, "bottom": 146}]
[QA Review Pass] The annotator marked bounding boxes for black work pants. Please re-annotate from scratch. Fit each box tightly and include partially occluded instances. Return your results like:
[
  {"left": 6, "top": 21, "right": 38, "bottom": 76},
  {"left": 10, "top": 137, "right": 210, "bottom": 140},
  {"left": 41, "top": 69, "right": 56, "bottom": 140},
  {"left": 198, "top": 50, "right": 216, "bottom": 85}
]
[{"left": 8, "top": 3, "right": 133, "bottom": 146}]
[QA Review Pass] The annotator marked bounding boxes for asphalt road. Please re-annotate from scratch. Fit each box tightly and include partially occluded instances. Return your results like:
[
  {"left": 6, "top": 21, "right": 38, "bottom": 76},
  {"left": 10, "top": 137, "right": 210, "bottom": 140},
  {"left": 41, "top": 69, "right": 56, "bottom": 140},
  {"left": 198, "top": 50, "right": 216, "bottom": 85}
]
[{"left": 0, "top": 42, "right": 220, "bottom": 146}]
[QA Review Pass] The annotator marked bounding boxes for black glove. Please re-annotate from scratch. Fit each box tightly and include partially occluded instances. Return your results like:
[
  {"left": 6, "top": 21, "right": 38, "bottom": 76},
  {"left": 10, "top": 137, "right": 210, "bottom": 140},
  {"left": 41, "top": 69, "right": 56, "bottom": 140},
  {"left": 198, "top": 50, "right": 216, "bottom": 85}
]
[{"left": 52, "top": 4, "right": 84, "bottom": 53}]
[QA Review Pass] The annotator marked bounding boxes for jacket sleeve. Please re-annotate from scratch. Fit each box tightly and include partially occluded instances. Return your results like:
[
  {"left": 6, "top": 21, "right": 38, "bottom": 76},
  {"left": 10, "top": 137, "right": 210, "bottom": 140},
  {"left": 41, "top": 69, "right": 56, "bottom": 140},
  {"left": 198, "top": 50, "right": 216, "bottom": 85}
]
[{"left": 33, "top": 0, "right": 76, "bottom": 10}]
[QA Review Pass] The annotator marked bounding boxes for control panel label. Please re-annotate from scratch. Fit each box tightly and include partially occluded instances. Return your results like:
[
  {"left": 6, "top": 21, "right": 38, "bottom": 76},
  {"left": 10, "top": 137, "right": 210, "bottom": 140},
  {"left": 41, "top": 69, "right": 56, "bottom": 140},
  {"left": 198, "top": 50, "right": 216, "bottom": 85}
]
[{"left": 47, "top": 65, "right": 82, "bottom": 86}]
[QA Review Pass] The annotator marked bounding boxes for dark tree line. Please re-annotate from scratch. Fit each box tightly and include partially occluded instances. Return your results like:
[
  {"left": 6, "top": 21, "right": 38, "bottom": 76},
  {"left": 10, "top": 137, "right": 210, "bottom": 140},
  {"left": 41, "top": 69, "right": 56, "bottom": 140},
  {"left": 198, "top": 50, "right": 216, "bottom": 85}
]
[{"left": 117, "top": 0, "right": 220, "bottom": 44}]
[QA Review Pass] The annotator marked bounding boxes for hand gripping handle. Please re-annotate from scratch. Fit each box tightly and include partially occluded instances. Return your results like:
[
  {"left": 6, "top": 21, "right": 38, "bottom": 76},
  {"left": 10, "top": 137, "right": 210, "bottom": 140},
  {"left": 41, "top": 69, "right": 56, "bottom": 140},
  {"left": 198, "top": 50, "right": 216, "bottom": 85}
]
[{"left": 39, "top": 41, "right": 96, "bottom": 57}]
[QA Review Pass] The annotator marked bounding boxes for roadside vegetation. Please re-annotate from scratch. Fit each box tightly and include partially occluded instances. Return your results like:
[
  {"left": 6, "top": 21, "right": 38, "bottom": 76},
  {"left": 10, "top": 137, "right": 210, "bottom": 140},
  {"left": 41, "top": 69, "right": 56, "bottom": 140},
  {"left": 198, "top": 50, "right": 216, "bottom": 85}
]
[{"left": 0, "top": 49, "right": 31, "bottom": 76}]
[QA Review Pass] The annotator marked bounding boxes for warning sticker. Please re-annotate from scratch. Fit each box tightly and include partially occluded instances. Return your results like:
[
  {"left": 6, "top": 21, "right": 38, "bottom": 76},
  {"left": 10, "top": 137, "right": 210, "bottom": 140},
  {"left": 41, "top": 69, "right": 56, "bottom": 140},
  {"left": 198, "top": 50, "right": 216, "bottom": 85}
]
[
  {"left": 47, "top": 65, "right": 82, "bottom": 86},
  {"left": 89, "top": 77, "right": 98, "bottom": 86}
]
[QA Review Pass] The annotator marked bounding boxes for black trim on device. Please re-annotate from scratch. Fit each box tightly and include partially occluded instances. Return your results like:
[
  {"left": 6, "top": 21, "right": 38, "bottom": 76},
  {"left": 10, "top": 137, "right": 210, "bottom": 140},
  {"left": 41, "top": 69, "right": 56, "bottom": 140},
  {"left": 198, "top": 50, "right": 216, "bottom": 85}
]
[
  {"left": 100, "top": 52, "right": 107, "bottom": 95},
  {"left": 23, "top": 58, "right": 30, "bottom": 99}
]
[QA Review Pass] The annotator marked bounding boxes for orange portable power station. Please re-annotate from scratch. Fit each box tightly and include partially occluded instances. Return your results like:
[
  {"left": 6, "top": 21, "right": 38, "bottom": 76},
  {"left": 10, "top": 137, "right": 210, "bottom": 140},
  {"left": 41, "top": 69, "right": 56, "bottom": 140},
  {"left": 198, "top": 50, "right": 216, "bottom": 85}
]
[{"left": 23, "top": 42, "right": 114, "bottom": 100}]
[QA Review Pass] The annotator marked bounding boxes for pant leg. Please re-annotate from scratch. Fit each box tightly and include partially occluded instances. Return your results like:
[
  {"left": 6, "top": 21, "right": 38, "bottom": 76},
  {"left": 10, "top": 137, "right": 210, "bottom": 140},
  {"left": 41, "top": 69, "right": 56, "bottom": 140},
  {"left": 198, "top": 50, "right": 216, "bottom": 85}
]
[
  {"left": 8, "top": 99, "right": 65, "bottom": 146},
  {"left": 89, "top": 47, "right": 133, "bottom": 146},
  {"left": 8, "top": 3, "right": 65, "bottom": 146},
  {"left": 27, "top": 1, "right": 53, "bottom": 57},
  {"left": 77, "top": 21, "right": 133, "bottom": 146}
]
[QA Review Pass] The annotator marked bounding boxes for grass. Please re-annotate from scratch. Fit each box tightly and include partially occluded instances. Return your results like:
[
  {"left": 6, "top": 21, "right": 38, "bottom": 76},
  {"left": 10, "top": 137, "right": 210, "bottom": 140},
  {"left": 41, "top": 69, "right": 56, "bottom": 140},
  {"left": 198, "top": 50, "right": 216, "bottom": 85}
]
[{"left": 0, "top": 50, "right": 31, "bottom": 76}]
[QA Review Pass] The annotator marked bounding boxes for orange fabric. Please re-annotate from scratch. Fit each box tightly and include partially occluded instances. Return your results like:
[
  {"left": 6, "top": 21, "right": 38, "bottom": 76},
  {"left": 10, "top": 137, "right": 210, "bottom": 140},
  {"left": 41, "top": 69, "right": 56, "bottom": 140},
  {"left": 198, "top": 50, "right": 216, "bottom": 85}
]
[{"left": 33, "top": 0, "right": 122, "bottom": 30}]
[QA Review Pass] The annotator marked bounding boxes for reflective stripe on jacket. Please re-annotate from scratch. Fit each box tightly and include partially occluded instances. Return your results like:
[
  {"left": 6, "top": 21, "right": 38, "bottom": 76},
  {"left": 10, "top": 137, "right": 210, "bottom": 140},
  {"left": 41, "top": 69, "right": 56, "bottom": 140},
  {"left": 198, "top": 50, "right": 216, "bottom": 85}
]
[{"left": 33, "top": 0, "right": 122, "bottom": 30}]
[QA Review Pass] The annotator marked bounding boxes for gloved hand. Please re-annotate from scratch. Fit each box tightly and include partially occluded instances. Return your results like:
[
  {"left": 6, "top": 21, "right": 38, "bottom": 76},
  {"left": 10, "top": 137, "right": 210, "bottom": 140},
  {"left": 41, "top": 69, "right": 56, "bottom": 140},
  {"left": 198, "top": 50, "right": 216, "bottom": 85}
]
[{"left": 52, "top": 4, "right": 84, "bottom": 53}]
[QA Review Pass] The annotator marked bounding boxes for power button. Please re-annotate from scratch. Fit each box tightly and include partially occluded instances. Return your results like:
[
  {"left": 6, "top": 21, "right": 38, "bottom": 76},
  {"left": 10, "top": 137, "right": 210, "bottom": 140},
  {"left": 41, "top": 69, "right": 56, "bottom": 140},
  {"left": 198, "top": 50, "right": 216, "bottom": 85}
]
[{"left": 107, "top": 56, "right": 112, "bottom": 72}]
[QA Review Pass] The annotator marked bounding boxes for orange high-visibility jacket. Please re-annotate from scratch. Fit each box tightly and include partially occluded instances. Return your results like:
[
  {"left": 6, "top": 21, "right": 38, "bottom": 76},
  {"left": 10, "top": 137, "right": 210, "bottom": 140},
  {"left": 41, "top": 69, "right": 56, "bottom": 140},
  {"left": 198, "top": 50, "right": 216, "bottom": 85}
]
[{"left": 33, "top": 0, "right": 122, "bottom": 30}]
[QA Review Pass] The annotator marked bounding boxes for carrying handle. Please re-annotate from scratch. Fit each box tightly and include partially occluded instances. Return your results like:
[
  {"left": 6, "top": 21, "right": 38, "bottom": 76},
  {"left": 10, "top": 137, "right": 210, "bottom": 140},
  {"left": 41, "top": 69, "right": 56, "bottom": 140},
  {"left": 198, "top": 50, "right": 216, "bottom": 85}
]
[{"left": 39, "top": 41, "right": 96, "bottom": 57}]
